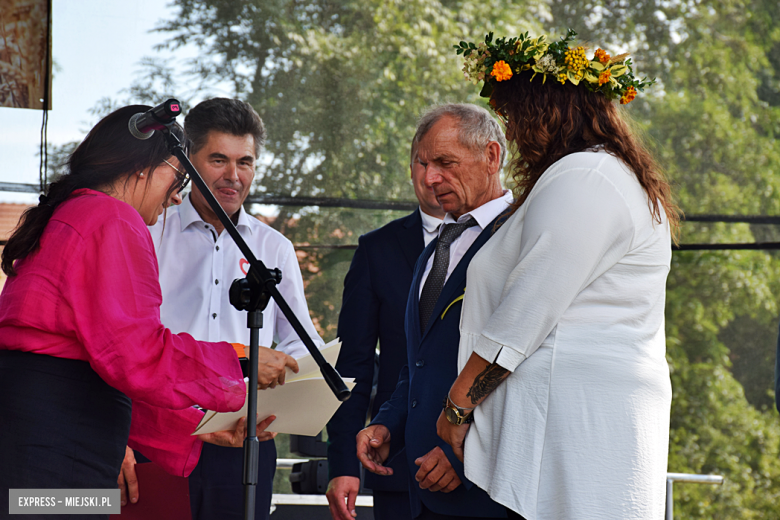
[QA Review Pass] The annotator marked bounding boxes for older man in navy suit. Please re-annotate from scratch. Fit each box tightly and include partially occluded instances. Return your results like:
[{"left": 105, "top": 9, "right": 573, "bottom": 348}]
[
  {"left": 357, "top": 104, "right": 513, "bottom": 520},
  {"left": 326, "top": 138, "right": 444, "bottom": 520}
]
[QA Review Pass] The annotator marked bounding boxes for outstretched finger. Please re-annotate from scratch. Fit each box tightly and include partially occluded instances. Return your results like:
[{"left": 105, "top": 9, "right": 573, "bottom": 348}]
[
  {"left": 117, "top": 447, "right": 138, "bottom": 506},
  {"left": 256, "top": 415, "right": 277, "bottom": 442},
  {"left": 234, "top": 416, "right": 247, "bottom": 441},
  {"left": 117, "top": 471, "right": 127, "bottom": 506}
]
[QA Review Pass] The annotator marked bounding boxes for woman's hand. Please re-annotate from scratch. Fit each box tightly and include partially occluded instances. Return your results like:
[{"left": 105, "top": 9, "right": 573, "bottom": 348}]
[
  {"left": 436, "top": 410, "right": 470, "bottom": 463},
  {"left": 117, "top": 446, "right": 138, "bottom": 506},
  {"left": 436, "top": 352, "right": 510, "bottom": 463},
  {"left": 197, "top": 415, "right": 277, "bottom": 447}
]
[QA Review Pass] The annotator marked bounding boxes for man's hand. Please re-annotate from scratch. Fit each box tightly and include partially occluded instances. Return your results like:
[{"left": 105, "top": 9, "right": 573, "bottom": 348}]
[
  {"left": 436, "top": 410, "right": 470, "bottom": 462},
  {"left": 356, "top": 425, "right": 393, "bottom": 476},
  {"left": 325, "top": 476, "right": 361, "bottom": 520},
  {"left": 197, "top": 415, "right": 277, "bottom": 447},
  {"left": 414, "top": 446, "right": 462, "bottom": 493},
  {"left": 117, "top": 446, "right": 138, "bottom": 506},
  {"left": 256, "top": 347, "right": 299, "bottom": 389}
]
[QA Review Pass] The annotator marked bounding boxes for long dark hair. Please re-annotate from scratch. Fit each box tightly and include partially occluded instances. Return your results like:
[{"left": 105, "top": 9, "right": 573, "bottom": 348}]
[
  {"left": 491, "top": 71, "right": 680, "bottom": 238},
  {"left": 2, "top": 105, "right": 183, "bottom": 276}
]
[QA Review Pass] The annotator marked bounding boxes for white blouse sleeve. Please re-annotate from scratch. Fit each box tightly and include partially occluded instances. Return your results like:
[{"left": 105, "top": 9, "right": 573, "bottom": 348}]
[{"left": 471, "top": 167, "right": 637, "bottom": 371}]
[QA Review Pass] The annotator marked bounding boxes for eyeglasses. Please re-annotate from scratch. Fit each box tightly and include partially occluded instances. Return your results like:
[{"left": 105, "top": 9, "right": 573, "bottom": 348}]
[{"left": 163, "top": 159, "right": 190, "bottom": 193}]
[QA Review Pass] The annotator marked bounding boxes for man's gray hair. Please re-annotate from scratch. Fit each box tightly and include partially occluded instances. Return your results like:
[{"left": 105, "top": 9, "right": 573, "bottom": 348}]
[{"left": 413, "top": 103, "right": 507, "bottom": 167}]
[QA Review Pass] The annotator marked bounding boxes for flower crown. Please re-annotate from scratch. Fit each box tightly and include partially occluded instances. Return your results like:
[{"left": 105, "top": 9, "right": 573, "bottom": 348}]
[{"left": 454, "top": 29, "right": 655, "bottom": 105}]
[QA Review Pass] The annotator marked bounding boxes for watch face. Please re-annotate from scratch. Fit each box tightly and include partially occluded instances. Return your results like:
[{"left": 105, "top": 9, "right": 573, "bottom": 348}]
[{"left": 445, "top": 407, "right": 461, "bottom": 425}]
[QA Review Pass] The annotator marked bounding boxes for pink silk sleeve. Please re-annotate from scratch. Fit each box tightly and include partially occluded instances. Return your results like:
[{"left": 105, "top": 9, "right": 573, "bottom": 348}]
[
  {"left": 127, "top": 401, "right": 205, "bottom": 477},
  {"left": 59, "top": 213, "right": 246, "bottom": 413}
]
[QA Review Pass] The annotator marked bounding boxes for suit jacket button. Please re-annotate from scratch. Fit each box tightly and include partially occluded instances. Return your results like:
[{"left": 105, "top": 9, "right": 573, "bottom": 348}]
[
  {"left": 411, "top": 399, "right": 417, "bottom": 408},
  {"left": 416, "top": 360, "right": 425, "bottom": 368}
]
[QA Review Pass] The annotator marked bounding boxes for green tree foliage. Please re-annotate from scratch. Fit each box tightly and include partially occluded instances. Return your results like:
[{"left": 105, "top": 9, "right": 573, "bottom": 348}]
[
  {"left": 150, "top": 0, "right": 546, "bottom": 334},
  {"left": 158, "top": 0, "right": 542, "bottom": 203},
  {"left": 132, "top": 0, "right": 780, "bottom": 514}
]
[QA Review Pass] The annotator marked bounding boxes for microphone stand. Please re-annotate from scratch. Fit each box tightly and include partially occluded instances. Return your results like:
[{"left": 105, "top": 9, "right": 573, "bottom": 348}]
[{"left": 158, "top": 126, "right": 350, "bottom": 520}]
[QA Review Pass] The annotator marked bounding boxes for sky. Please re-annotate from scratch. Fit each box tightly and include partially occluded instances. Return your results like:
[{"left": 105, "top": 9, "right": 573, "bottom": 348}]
[{"left": 0, "top": 0, "right": 185, "bottom": 204}]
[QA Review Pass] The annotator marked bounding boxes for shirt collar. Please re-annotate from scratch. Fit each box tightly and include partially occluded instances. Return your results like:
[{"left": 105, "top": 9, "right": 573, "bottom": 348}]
[
  {"left": 178, "top": 192, "right": 254, "bottom": 235},
  {"left": 442, "top": 190, "right": 514, "bottom": 231},
  {"left": 419, "top": 207, "right": 443, "bottom": 234}
]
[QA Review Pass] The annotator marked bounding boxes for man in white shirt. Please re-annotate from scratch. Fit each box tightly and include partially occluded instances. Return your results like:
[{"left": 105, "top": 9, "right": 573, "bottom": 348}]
[
  {"left": 356, "top": 104, "right": 513, "bottom": 519},
  {"left": 148, "top": 98, "right": 323, "bottom": 520}
]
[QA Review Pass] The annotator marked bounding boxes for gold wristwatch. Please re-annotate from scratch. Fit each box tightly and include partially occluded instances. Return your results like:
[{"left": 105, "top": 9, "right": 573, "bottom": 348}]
[{"left": 443, "top": 394, "right": 474, "bottom": 425}]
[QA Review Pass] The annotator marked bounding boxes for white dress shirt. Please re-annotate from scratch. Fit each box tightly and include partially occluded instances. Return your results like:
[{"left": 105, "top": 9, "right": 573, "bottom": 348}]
[
  {"left": 148, "top": 194, "right": 322, "bottom": 359},
  {"left": 419, "top": 207, "right": 443, "bottom": 247},
  {"left": 459, "top": 151, "right": 672, "bottom": 519},
  {"left": 419, "top": 191, "right": 513, "bottom": 296}
]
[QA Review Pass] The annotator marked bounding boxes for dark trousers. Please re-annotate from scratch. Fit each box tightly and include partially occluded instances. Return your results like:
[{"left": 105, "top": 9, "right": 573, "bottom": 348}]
[
  {"left": 373, "top": 490, "right": 413, "bottom": 520},
  {"left": 0, "top": 351, "right": 132, "bottom": 520},
  {"left": 505, "top": 508, "right": 526, "bottom": 520},
  {"left": 415, "top": 503, "right": 511, "bottom": 520},
  {"left": 188, "top": 439, "right": 277, "bottom": 520}
]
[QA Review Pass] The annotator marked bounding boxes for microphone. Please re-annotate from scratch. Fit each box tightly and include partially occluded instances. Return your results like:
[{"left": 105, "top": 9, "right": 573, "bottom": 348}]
[{"left": 128, "top": 99, "right": 182, "bottom": 140}]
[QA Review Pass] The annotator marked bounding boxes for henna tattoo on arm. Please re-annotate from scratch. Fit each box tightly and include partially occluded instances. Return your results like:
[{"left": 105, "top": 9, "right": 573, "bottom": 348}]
[{"left": 466, "top": 363, "right": 510, "bottom": 405}]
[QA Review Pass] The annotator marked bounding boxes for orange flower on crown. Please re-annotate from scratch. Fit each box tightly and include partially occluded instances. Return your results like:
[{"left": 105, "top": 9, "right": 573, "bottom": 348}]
[
  {"left": 491, "top": 60, "right": 513, "bottom": 82},
  {"left": 598, "top": 70, "right": 611, "bottom": 86},
  {"left": 620, "top": 86, "right": 637, "bottom": 104},
  {"left": 594, "top": 48, "right": 611, "bottom": 64}
]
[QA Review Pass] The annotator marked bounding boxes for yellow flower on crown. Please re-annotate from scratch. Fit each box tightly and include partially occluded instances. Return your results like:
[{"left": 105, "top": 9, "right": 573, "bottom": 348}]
[
  {"left": 564, "top": 46, "right": 588, "bottom": 72},
  {"left": 491, "top": 60, "right": 513, "bottom": 82}
]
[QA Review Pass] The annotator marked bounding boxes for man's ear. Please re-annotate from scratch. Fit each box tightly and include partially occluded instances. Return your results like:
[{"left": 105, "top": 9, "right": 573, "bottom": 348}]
[{"left": 485, "top": 141, "right": 502, "bottom": 176}]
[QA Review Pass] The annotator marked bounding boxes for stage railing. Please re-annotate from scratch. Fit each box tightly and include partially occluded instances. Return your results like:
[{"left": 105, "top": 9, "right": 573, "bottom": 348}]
[
  {"left": 665, "top": 472, "right": 724, "bottom": 520},
  {"left": 276, "top": 460, "right": 724, "bottom": 516}
]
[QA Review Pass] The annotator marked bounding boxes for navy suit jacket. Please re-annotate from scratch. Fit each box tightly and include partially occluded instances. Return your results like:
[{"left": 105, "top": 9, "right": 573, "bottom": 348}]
[
  {"left": 372, "top": 215, "right": 507, "bottom": 518},
  {"left": 326, "top": 210, "right": 425, "bottom": 491}
]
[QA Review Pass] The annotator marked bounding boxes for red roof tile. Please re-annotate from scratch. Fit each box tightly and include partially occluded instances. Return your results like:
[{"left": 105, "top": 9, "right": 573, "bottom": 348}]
[{"left": 0, "top": 203, "right": 32, "bottom": 241}]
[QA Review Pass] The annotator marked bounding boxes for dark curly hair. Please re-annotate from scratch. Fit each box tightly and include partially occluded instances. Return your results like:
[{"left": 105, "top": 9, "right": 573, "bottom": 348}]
[{"left": 490, "top": 70, "right": 679, "bottom": 238}]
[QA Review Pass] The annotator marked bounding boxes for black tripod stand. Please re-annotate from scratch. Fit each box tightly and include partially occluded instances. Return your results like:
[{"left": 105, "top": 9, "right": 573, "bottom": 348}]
[{"left": 133, "top": 99, "right": 350, "bottom": 520}]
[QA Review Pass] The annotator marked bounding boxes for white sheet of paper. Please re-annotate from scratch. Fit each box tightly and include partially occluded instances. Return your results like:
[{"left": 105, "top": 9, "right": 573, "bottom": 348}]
[
  {"left": 286, "top": 337, "right": 342, "bottom": 382},
  {"left": 193, "top": 377, "right": 356, "bottom": 437},
  {"left": 193, "top": 338, "right": 352, "bottom": 437}
]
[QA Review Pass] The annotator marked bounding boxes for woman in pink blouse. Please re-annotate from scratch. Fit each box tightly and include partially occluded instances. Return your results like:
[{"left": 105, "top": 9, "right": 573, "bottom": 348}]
[{"left": 0, "top": 106, "right": 297, "bottom": 517}]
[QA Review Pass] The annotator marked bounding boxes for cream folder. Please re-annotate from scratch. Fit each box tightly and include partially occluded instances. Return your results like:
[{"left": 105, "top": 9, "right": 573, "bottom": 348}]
[{"left": 192, "top": 338, "right": 355, "bottom": 437}]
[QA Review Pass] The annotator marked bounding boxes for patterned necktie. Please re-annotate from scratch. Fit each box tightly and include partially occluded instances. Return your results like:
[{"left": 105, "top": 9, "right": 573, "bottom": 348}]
[{"left": 419, "top": 217, "right": 478, "bottom": 332}]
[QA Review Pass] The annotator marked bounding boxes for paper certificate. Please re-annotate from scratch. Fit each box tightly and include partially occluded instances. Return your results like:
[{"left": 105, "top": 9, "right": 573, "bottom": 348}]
[{"left": 193, "top": 338, "right": 355, "bottom": 437}]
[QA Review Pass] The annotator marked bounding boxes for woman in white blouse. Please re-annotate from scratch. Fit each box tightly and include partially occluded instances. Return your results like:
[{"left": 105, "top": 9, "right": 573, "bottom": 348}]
[{"left": 438, "top": 33, "right": 680, "bottom": 519}]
